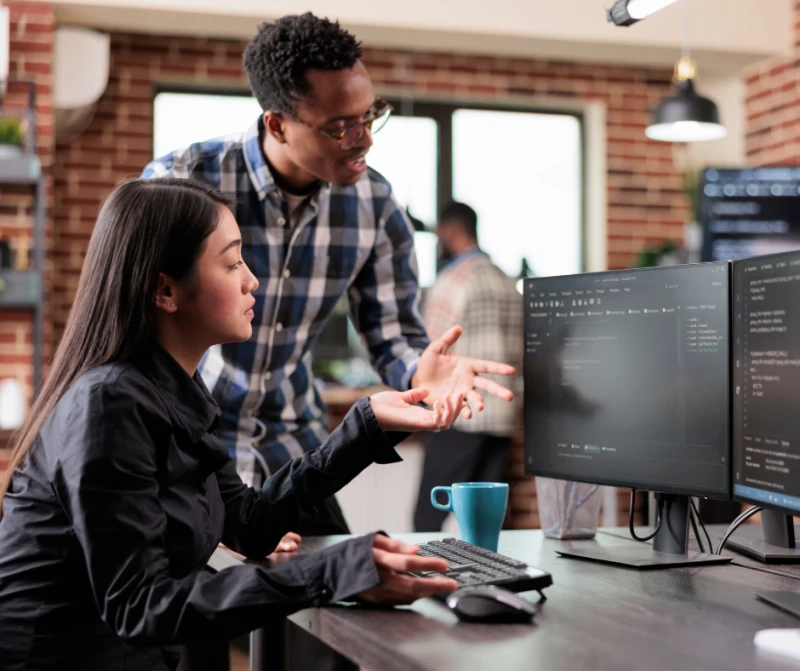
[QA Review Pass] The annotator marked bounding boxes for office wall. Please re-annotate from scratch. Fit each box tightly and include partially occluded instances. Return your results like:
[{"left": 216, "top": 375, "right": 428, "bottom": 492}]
[
  {"left": 745, "top": 1, "right": 800, "bottom": 165},
  {"left": 45, "top": 34, "right": 692, "bottom": 337}
]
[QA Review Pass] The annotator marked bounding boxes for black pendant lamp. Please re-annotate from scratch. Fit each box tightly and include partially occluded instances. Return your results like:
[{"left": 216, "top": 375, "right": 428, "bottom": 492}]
[{"left": 645, "top": 56, "right": 727, "bottom": 142}]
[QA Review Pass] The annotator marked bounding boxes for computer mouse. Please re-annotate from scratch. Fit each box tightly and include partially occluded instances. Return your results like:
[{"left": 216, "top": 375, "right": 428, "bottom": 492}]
[{"left": 446, "top": 586, "right": 536, "bottom": 624}]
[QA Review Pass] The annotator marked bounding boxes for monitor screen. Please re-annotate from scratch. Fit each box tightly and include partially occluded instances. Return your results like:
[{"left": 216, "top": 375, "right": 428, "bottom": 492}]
[
  {"left": 733, "top": 251, "right": 800, "bottom": 514},
  {"left": 524, "top": 263, "right": 731, "bottom": 499},
  {"left": 700, "top": 167, "right": 800, "bottom": 262}
]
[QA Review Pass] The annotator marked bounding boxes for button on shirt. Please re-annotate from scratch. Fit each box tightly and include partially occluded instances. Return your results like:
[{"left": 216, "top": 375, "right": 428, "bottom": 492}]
[{"left": 142, "top": 118, "right": 429, "bottom": 485}]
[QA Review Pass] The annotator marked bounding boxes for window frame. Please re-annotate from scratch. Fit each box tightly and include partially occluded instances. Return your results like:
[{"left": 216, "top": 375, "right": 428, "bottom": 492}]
[{"left": 384, "top": 98, "right": 587, "bottom": 273}]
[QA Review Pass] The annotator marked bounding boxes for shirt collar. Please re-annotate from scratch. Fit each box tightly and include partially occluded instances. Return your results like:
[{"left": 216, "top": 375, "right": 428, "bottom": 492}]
[
  {"left": 130, "top": 342, "right": 220, "bottom": 442},
  {"left": 243, "top": 116, "right": 280, "bottom": 201},
  {"left": 243, "top": 116, "right": 327, "bottom": 205},
  {"left": 439, "top": 247, "right": 485, "bottom": 272}
]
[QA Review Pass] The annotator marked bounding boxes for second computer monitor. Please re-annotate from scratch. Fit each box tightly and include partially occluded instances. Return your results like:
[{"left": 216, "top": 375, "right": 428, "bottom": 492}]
[
  {"left": 729, "top": 250, "right": 800, "bottom": 566},
  {"left": 524, "top": 263, "right": 732, "bottom": 567}
]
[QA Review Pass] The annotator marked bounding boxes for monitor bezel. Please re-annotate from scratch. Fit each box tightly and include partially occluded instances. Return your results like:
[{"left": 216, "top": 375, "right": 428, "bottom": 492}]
[
  {"left": 732, "top": 249, "right": 800, "bottom": 516},
  {"left": 523, "top": 260, "right": 733, "bottom": 502}
]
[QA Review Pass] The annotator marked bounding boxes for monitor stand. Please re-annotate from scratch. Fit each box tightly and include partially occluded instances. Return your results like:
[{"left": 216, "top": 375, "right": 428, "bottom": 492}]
[
  {"left": 724, "top": 509, "right": 800, "bottom": 564},
  {"left": 555, "top": 494, "right": 733, "bottom": 569}
]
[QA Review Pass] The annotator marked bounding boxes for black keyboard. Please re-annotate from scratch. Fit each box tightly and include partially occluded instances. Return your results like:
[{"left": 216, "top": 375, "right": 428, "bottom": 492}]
[{"left": 411, "top": 538, "right": 553, "bottom": 595}]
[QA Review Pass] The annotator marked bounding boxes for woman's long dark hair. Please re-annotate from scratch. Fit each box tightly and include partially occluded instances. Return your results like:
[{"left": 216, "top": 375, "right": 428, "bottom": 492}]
[{"left": 0, "top": 177, "right": 233, "bottom": 517}]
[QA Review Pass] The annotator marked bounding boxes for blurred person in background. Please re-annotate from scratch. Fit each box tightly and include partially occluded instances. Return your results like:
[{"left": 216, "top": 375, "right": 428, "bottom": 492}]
[
  {"left": 143, "top": 13, "right": 516, "bottom": 538},
  {"left": 414, "top": 201, "right": 523, "bottom": 532}
]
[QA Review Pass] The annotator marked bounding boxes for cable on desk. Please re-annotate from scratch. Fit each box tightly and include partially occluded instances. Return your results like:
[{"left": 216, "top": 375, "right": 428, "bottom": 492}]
[
  {"left": 629, "top": 489, "right": 663, "bottom": 542},
  {"left": 689, "top": 502, "right": 706, "bottom": 553},
  {"left": 715, "top": 506, "right": 763, "bottom": 555},
  {"left": 689, "top": 499, "right": 713, "bottom": 554}
]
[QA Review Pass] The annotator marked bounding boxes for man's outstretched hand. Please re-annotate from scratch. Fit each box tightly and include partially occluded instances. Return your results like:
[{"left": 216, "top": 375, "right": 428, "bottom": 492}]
[{"left": 411, "top": 325, "right": 516, "bottom": 419}]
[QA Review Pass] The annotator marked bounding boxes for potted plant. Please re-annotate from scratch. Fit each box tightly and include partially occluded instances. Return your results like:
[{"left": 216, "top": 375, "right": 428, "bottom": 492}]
[{"left": 0, "top": 116, "right": 25, "bottom": 157}]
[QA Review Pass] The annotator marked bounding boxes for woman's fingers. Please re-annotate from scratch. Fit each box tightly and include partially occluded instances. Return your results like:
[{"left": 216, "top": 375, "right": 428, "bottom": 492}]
[
  {"left": 373, "top": 547, "right": 449, "bottom": 574},
  {"left": 384, "top": 573, "right": 459, "bottom": 598},
  {"left": 442, "top": 394, "right": 454, "bottom": 427},
  {"left": 372, "top": 535, "right": 419, "bottom": 554},
  {"left": 360, "top": 535, "right": 459, "bottom": 606},
  {"left": 431, "top": 400, "right": 443, "bottom": 428},
  {"left": 450, "top": 393, "right": 464, "bottom": 426}
]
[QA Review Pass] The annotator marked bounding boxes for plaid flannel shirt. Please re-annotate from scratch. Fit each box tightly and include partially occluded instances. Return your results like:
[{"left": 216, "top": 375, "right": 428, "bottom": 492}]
[
  {"left": 423, "top": 250, "right": 522, "bottom": 436},
  {"left": 142, "top": 117, "right": 428, "bottom": 486}
]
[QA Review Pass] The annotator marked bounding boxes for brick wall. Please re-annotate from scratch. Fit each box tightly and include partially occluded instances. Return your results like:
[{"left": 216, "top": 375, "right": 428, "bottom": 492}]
[
  {"left": 746, "top": 1, "right": 800, "bottom": 164},
  {"left": 50, "top": 34, "right": 688, "bottom": 336},
  {"left": 0, "top": 2, "right": 54, "bottom": 398},
  {"left": 0, "top": 1, "right": 55, "bottom": 472}
]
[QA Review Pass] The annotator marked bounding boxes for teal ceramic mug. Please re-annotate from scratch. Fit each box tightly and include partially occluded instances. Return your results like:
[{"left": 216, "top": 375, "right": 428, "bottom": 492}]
[{"left": 430, "top": 482, "right": 509, "bottom": 552}]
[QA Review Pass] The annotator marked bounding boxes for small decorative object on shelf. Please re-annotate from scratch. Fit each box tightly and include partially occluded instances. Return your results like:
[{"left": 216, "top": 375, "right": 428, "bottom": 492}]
[{"left": 0, "top": 115, "right": 24, "bottom": 157}]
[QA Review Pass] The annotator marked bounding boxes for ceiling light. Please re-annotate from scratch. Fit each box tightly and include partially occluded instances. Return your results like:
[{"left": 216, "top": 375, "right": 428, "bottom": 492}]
[
  {"left": 607, "top": 0, "right": 679, "bottom": 26},
  {"left": 645, "top": 57, "right": 727, "bottom": 143}
]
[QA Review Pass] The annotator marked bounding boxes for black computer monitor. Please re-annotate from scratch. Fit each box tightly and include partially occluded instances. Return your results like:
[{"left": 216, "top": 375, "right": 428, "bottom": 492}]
[
  {"left": 700, "top": 167, "right": 800, "bottom": 262},
  {"left": 524, "top": 262, "right": 732, "bottom": 568},
  {"left": 729, "top": 251, "right": 800, "bottom": 571}
]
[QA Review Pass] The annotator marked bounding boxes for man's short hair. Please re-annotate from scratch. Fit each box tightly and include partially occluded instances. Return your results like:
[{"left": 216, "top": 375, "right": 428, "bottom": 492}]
[
  {"left": 439, "top": 200, "right": 478, "bottom": 240},
  {"left": 243, "top": 12, "right": 363, "bottom": 115}
]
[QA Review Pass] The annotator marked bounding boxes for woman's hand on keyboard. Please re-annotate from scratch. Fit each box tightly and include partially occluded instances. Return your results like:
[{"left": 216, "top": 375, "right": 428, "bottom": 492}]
[
  {"left": 357, "top": 535, "right": 458, "bottom": 606},
  {"left": 369, "top": 388, "right": 464, "bottom": 433}
]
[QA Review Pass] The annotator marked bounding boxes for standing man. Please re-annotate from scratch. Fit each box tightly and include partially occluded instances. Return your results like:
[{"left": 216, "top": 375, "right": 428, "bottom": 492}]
[
  {"left": 414, "top": 201, "right": 523, "bottom": 532},
  {"left": 143, "top": 13, "right": 514, "bottom": 536}
]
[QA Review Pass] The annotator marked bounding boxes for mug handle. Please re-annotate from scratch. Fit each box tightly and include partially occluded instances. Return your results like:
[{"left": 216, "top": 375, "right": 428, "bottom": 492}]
[{"left": 431, "top": 486, "right": 454, "bottom": 512}]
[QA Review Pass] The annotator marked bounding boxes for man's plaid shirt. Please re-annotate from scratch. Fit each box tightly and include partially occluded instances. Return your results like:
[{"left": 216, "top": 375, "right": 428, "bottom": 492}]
[
  {"left": 142, "top": 117, "right": 429, "bottom": 485},
  {"left": 422, "top": 250, "right": 522, "bottom": 436}
]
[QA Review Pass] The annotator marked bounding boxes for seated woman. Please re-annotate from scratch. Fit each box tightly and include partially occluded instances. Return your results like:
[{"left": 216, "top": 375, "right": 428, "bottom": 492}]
[{"left": 0, "top": 177, "right": 461, "bottom": 671}]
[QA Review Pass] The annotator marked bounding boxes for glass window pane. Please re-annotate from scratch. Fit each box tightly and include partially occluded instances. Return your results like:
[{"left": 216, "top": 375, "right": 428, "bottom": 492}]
[
  {"left": 367, "top": 115, "right": 439, "bottom": 288},
  {"left": 367, "top": 116, "right": 438, "bottom": 227},
  {"left": 452, "top": 109, "right": 582, "bottom": 278},
  {"left": 153, "top": 92, "right": 262, "bottom": 158}
]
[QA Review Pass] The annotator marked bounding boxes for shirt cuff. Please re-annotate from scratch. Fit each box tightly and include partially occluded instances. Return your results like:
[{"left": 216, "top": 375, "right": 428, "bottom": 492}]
[
  {"left": 300, "top": 532, "right": 385, "bottom": 606},
  {"left": 356, "top": 397, "right": 406, "bottom": 463}
]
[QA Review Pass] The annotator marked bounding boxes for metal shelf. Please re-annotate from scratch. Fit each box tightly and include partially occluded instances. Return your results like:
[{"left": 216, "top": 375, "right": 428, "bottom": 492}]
[
  {"left": 0, "top": 153, "right": 41, "bottom": 185},
  {"left": 0, "top": 270, "right": 41, "bottom": 307},
  {"left": 0, "top": 79, "right": 46, "bottom": 393}
]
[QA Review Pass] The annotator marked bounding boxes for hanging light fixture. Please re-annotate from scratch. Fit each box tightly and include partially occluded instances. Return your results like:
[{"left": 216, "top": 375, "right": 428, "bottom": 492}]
[
  {"left": 607, "top": 0, "right": 679, "bottom": 26},
  {"left": 645, "top": 57, "right": 727, "bottom": 142},
  {"left": 645, "top": 0, "right": 727, "bottom": 143}
]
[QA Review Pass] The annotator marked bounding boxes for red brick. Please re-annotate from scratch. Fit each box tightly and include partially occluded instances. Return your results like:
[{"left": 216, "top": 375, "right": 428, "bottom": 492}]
[{"left": 8, "top": 40, "right": 51, "bottom": 54}]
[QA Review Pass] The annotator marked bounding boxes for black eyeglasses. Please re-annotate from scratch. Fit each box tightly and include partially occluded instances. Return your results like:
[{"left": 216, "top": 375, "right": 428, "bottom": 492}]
[{"left": 293, "top": 98, "right": 393, "bottom": 150}]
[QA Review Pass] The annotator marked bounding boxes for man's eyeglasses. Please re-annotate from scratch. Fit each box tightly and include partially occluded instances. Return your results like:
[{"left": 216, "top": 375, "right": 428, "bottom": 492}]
[{"left": 293, "top": 98, "right": 393, "bottom": 150}]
